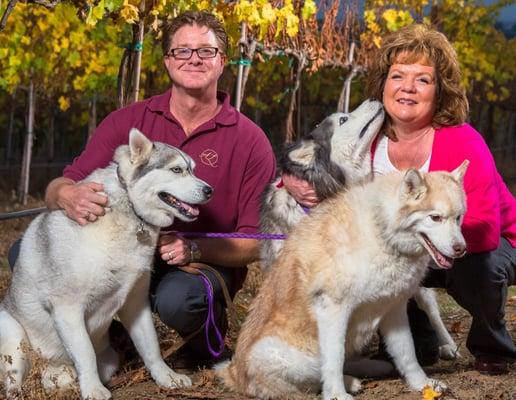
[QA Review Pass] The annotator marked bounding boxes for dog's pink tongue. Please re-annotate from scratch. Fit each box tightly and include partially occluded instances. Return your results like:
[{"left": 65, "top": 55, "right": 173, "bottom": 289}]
[
  {"left": 434, "top": 250, "right": 453, "bottom": 269},
  {"left": 180, "top": 201, "right": 199, "bottom": 217}
]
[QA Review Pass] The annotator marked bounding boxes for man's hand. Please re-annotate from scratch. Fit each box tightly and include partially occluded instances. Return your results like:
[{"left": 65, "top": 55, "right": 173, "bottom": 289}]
[
  {"left": 46, "top": 177, "right": 108, "bottom": 226},
  {"left": 281, "top": 173, "right": 320, "bottom": 208},
  {"left": 158, "top": 233, "right": 193, "bottom": 265}
]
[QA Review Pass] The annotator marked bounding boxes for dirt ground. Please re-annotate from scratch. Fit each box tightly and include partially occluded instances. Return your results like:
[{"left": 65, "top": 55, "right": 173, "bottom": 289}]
[{"left": 0, "top": 198, "right": 514, "bottom": 400}]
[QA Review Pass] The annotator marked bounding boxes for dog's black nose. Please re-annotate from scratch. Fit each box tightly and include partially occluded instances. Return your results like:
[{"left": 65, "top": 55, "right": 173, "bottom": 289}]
[
  {"left": 339, "top": 116, "right": 348, "bottom": 125},
  {"left": 203, "top": 185, "right": 214, "bottom": 198},
  {"left": 453, "top": 243, "right": 466, "bottom": 257}
]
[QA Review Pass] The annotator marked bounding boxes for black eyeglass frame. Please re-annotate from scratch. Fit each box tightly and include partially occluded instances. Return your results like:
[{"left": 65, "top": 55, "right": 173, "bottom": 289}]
[{"left": 166, "top": 47, "right": 221, "bottom": 60}]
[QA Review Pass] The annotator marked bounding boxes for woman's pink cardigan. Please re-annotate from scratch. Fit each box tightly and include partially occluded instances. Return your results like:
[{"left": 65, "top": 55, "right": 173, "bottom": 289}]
[{"left": 373, "top": 123, "right": 516, "bottom": 253}]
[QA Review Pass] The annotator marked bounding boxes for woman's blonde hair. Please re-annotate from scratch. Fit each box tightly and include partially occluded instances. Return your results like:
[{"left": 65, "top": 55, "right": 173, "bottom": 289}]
[{"left": 366, "top": 24, "right": 469, "bottom": 138}]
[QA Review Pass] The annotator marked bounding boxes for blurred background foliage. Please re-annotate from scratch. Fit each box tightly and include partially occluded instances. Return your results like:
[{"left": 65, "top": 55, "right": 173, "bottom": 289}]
[{"left": 0, "top": 0, "right": 514, "bottom": 199}]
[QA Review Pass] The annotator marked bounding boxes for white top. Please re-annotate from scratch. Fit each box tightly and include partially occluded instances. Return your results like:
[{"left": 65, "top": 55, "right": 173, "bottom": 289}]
[{"left": 373, "top": 134, "right": 431, "bottom": 176}]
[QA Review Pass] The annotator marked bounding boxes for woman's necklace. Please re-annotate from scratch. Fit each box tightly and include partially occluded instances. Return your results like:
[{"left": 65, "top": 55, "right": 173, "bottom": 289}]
[{"left": 388, "top": 126, "right": 435, "bottom": 170}]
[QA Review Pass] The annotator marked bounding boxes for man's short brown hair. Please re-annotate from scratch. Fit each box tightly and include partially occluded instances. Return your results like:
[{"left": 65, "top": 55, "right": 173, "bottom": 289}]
[{"left": 162, "top": 11, "right": 228, "bottom": 56}]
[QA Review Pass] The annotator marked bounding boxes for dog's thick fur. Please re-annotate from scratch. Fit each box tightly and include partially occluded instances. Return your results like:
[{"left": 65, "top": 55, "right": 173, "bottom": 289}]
[
  {"left": 216, "top": 162, "right": 469, "bottom": 400},
  {"left": 0, "top": 129, "right": 212, "bottom": 399},
  {"left": 260, "top": 99, "right": 385, "bottom": 271},
  {"left": 260, "top": 99, "right": 459, "bottom": 361}
]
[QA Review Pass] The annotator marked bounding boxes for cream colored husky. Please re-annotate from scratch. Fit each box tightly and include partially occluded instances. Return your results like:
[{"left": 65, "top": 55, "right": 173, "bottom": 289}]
[{"left": 216, "top": 161, "right": 468, "bottom": 400}]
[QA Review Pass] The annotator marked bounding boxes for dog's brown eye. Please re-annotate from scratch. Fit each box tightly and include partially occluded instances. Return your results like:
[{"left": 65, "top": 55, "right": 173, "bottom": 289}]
[
  {"left": 171, "top": 167, "right": 183, "bottom": 174},
  {"left": 430, "top": 215, "right": 442, "bottom": 222},
  {"left": 339, "top": 116, "right": 348, "bottom": 125}
]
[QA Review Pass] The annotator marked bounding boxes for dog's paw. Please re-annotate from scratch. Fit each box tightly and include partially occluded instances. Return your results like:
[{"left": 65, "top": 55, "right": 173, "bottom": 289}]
[
  {"left": 82, "top": 384, "right": 112, "bottom": 400},
  {"left": 152, "top": 367, "right": 192, "bottom": 389},
  {"left": 439, "top": 344, "right": 460, "bottom": 360},
  {"left": 428, "top": 379, "right": 447, "bottom": 393},
  {"left": 415, "top": 379, "right": 447, "bottom": 396},
  {"left": 344, "top": 375, "right": 361, "bottom": 394},
  {"left": 42, "top": 364, "right": 77, "bottom": 391}
]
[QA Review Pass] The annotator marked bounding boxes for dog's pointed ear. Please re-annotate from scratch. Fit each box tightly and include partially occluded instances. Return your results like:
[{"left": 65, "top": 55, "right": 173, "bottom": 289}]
[
  {"left": 401, "top": 169, "right": 427, "bottom": 200},
  {"left": 288, "top": 141, "right": 315, "bottom": 167},
  {"left": 450, "top": 160, "right": 469, "bottom": 185},
  {"left": 129, "top": 128, "right": 153, "bottom": 164}
]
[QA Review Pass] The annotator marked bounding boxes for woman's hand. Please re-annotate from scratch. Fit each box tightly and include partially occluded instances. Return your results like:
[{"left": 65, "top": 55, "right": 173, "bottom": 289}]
[{"left": 281, "top": 173, "right": 320, "bottom": 208}]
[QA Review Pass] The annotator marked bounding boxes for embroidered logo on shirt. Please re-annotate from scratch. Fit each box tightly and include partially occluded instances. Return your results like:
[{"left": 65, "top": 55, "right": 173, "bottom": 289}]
[{"left": 200, "top": 149, "right": 219, "bottom": 168}]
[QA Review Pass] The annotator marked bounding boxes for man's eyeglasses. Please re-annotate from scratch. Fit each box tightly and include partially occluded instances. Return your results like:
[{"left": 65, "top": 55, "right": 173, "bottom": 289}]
[{"left": 167, "top": 47, "right": 220, "bottom": 60}]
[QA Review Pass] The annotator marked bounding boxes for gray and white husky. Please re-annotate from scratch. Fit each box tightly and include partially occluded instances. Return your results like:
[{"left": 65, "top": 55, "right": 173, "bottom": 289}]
[
  {"left": 0, "top": 129, "right": 212, "bottom": 399},
  {"left": 260, "top": 98, "right": 385, "bottom": 271}
]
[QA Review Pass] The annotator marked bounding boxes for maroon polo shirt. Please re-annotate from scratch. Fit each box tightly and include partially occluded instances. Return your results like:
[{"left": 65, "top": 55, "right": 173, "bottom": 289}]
[{"left": 63, "top": 90, "right": 276, "bottom": 279}]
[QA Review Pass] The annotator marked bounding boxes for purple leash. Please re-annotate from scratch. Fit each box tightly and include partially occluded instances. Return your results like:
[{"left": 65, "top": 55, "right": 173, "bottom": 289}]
[
  {"left": 198, "top": 270, "right": 225, "bottom": 358},
  {"left": 163, "top": 203, "right": 311, "bottom": 358}
]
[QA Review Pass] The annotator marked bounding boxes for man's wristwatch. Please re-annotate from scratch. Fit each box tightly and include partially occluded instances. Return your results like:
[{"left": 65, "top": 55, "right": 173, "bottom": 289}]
[{"left": 190, "top": 240, "right": 201, "bottom": 263}]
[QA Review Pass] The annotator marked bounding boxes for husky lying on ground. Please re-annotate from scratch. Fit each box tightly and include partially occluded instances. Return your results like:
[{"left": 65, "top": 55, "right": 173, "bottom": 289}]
[
  {"left": 260, "top": 99, "right": 459, "bottom": 361},
  {"left": 0, "top": 129, "right": 212, "bottom": 400},
  {"left": 217, "top": 161, "right": 469, "bottom": 400}
]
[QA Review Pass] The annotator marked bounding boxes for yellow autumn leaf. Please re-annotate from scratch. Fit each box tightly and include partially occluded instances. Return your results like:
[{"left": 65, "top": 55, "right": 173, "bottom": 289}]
[
  {"left": 197, "top": 0, "right": 211, "bottom": 10},
  {"left": 8, "top": 55, "right": 21, "bottom": 68},
  {"left": 58, "top": 96, "right": 71, "bottom": 111},
  {"left": 285, "top": 14, "right": 299, "bottom": 37},
  {"left": 120, "top": 0, "right": 139, "bottom": 24},
  {"left": 422, "top": 384, "right": 442, "bottom": 400},
  {"left": 36, "top": 19, "right": 49, "bottom": 32},
  {"left": 61, "top": 37, "right": 70, "bottom": 49},
  {"left": 301, "top": 0, "right": 317, "bottom": 20},
  {"left": 261, "top": 3, "right": 277, "bottom": 24},
  {"left": 373, "top": 36, "right": 382, "bottom": 48}
]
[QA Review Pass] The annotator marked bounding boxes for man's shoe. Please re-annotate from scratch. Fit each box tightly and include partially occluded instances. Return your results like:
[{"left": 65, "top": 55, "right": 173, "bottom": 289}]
[{"left": 474, "top": 356, "right": 509, "bottom": 375}]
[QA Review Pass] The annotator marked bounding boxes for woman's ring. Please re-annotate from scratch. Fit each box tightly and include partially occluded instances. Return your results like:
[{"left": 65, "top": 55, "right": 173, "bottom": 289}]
[{"left": 168, "top": 251, "right": 174, "bottom": 260}]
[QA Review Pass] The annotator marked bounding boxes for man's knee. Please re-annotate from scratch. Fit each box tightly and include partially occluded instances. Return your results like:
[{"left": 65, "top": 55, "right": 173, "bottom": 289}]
[{"left": 152, "top": 289, "right": 203, "bottom": 334}]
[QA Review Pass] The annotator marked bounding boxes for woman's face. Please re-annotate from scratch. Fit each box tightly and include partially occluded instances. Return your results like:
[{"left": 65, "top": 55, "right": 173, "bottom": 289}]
[{"left": 382, "top": 61, "right": 437, "bottom": 130}]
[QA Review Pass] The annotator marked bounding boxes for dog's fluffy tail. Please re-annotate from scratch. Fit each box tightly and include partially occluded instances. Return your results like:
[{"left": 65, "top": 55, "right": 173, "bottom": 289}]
[{"left": 0, "top": 307, "right": 30, "bottom": 397}]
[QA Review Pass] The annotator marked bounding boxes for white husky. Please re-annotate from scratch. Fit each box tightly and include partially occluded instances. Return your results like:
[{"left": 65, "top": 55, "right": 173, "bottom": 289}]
[
  {"left": 0, "top": 129, "right": 212, "bottom": 399},
  {"left": 216, "top": 161, "right": 469, "bottom": 400}
]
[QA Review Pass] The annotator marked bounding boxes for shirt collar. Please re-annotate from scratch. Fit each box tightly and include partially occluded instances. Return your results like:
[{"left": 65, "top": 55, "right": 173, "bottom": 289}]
[{"left": 146, "top": 89, "right": 237, "bottom": 127}]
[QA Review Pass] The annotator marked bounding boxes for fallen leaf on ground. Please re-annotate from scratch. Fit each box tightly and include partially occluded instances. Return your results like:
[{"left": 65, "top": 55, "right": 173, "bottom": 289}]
[
  {"left": 450, "top": 321, "right": 462, "bottom": 333},
  {"left": 422, "top": 384, "right": 443, "bottom": 399},
  {"left": 508, "top": 296, "right": 516, "bottom": 303}
]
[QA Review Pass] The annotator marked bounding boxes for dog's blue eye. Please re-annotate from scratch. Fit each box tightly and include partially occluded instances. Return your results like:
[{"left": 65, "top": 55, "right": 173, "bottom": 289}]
[
  {"left": 339, "top": 116, "right": 348, "bottom": 125},
  {"left": 171, "top": 167, "right": 183, "bottom": 174}
]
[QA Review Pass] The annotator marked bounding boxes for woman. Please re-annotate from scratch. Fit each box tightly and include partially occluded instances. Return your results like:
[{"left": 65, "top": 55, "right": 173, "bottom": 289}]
[{"left": 284, "top": 24, "right": 515, "bottom": 374}]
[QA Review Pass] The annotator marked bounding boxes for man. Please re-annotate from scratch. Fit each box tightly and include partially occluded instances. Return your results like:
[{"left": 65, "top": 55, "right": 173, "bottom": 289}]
[{"left": 42, "top": 11, "right": 276, "bottom": 362}]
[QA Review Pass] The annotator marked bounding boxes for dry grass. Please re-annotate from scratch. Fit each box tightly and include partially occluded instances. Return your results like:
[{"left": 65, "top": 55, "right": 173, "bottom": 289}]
[{"left": 0, "top": 198, "right": 515, "bottom": 399}]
